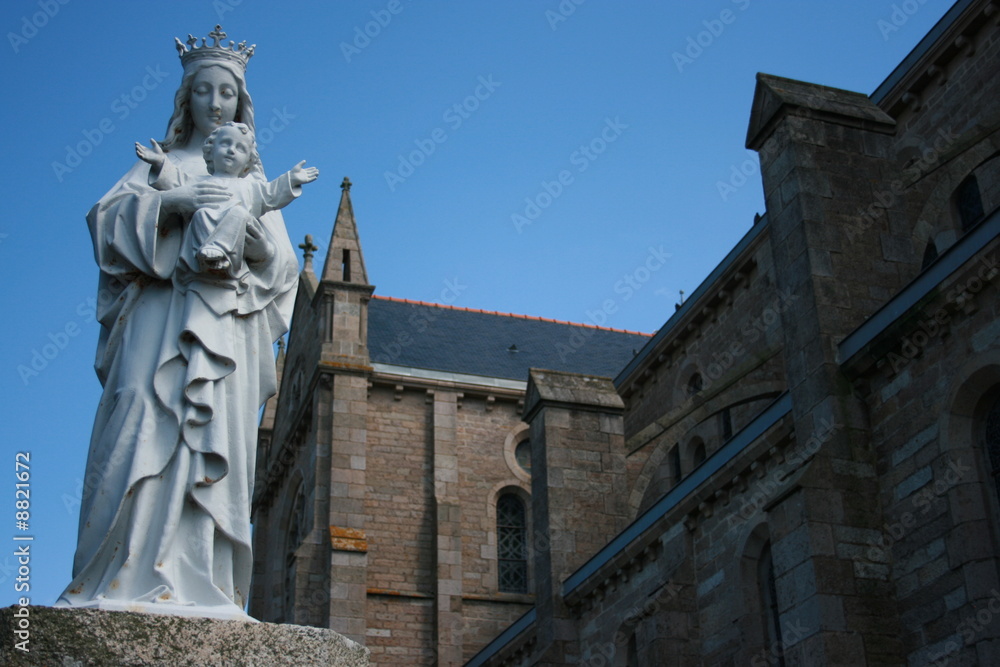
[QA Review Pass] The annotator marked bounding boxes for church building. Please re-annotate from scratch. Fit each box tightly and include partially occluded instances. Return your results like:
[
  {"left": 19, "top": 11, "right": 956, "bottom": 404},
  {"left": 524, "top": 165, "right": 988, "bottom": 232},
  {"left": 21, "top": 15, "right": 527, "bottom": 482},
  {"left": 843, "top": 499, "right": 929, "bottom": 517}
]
[
  {"left": 251, "top": 1, "right": 1000, "bottom": 664},
  {"left": 248, "top": 177, "right": 650, "bottom": 663}
]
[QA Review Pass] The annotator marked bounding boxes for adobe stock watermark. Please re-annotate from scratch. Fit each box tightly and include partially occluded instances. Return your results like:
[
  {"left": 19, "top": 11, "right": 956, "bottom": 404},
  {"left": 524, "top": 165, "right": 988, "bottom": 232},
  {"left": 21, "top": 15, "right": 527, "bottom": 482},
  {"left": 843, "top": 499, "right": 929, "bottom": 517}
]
[
  {"left": 858, "top": 457, "right": 970, "bottom": 569},
  {"left": 844, "top": 126, "right": 958, "bottom": 247},
  {"left": 926, "top": 588, "right": 1000, "bottom": 666},
  {"left": 384, "top": 75, "right": 502, "bottom": 192},
  {"left": 716, "top": 149, "right": 760, "bottom": 202},
  {"left": 672, "top": 0, "right": 752, "bottom": 73},
  {"left": 0, "top": 556, "right": 15, "bottom": 586},
  {"left": 51, "top": 64, "right": 171, "bottom": 182},
  {"left": 877, "top": 0, "right": 934, "bottom": 41},
  {"left": 16, "top": 288, "right": 112, "bottom": 385},
  {"left": 62, "top": 448, "right": 138, "bottom": 518},
  {"left": 251, "top": 107, "right": 297, "bottom": 153},
  {"left": 545, "top": 0, "right": 586, "bottom": 31},
  {"left": 750, "top": 618, "right": 810, "bottom": 667},
  {"left": 7, "top": 0, "right": 70, "bottom": 54},
  {"left": 555, "top": 244, "right": 669, "bottom": 362},
  {"left": 511, "top": 117, "right": 629, "bottom": 233},
  {"left": 725, "top": 417, "right": 841, "bottom": 530},
  {"left": 881, "top": 251, "right": 998, "bottom": 374},
  {"left": 340, "top": 0, "right": 411, "bottom": 63},
  {"left": 675, "top": 286, "right": 799, "bottom": 400},
  {"left": 212, "top": 0, "right": 245, "bottom": 22},
  {"left": 370, "top": 277, "right": 468, "bottom": 365},
  {"left": 581, "top": 580, "right": 683, "bottom": 666}
]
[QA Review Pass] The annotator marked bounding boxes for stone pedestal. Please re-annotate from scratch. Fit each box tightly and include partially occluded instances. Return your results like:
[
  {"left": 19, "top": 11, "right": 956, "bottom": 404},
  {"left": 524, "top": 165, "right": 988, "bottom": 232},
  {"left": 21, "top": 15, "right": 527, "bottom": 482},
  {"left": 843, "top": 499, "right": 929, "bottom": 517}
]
[{"left": 0, "top": 606, "right": 369, "bottom": 666}]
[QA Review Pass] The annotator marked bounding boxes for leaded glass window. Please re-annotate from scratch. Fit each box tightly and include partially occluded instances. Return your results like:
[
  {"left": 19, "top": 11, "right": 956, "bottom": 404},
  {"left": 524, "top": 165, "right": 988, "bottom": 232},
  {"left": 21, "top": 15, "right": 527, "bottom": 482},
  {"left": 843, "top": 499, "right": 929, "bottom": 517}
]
[{"left": 497, "top": 494, "right": 528, "bottom": 593}]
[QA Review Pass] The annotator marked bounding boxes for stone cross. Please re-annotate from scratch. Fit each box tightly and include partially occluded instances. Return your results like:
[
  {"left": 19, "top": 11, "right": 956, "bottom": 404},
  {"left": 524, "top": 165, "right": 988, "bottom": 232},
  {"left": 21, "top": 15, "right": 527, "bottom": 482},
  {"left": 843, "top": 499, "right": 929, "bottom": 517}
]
[{"left": 299, "top": 234, "right": 319, "bottom": 271}]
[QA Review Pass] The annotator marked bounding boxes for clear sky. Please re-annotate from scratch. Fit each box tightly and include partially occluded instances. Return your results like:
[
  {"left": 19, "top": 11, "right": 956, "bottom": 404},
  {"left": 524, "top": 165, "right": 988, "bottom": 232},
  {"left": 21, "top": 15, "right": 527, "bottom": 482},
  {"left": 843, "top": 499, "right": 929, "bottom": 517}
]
[{"left": 0, "top": 0, "right": 954, "bottom": 609}]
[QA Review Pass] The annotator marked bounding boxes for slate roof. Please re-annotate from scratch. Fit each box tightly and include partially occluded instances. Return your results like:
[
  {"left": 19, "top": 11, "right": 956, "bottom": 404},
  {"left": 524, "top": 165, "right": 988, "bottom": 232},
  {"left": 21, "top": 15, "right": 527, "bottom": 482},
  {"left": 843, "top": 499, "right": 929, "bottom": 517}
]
[{"left": 367, "top": 296, "right": 652, "bottom": 382}]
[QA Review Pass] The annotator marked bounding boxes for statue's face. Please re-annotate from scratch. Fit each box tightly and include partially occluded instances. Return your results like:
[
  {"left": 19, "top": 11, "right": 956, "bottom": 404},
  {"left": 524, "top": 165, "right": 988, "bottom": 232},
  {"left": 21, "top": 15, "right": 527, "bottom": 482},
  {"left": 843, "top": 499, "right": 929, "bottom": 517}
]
[
  {"left": 189, "top": 65, "right": 240, "bottom": 137},
  {"left": 210, "top": 126, "right": 252, "bottom": 177}
]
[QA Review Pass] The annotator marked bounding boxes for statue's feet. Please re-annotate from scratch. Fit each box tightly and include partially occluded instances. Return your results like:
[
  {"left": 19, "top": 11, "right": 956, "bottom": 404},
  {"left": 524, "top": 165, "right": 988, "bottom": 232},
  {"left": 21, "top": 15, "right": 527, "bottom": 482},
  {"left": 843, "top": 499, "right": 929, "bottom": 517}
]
[{"left": 197, "top": 245, "right": 231, "bottom": 272}]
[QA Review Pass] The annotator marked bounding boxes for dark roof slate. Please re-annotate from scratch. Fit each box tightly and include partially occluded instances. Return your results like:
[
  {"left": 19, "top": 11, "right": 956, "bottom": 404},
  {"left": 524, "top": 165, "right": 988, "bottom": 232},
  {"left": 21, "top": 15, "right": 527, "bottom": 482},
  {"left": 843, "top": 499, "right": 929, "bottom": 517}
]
[{"left": 367, "top": 297, "right": 651, "bottom": 382}]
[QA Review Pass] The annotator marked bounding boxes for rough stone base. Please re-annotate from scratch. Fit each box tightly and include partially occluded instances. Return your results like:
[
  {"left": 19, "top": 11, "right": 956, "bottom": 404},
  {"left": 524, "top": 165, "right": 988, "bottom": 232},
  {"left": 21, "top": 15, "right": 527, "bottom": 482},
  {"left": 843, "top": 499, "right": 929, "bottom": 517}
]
[{"left": 0, "top": 606, "right": 369, "bottom": 666}]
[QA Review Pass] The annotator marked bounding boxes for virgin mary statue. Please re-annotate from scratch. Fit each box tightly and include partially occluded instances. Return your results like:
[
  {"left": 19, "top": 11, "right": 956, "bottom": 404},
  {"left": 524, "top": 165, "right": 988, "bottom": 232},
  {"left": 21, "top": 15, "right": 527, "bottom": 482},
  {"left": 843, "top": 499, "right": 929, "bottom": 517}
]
[{"left": 57, "top": 26, "right": 299, "bottom": 620}]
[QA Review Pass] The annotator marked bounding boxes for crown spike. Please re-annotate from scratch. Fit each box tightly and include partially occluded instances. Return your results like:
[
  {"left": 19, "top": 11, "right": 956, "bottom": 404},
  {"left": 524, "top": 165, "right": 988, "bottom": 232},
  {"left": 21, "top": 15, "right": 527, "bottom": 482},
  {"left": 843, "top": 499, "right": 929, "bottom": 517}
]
[
  {"left": 175, "top": 25, "right": 255, "bottom": 73},
  {"left": 208, "top": 26, "right": 227, "bottom": 47}
]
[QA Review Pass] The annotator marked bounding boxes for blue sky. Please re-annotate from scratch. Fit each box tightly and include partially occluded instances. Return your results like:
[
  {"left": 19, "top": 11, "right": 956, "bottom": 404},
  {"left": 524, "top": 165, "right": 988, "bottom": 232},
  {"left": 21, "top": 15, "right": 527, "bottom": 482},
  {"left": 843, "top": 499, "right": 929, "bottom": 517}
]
[{"left": 0, "top": 0, "right": 954, "bottom": 608}]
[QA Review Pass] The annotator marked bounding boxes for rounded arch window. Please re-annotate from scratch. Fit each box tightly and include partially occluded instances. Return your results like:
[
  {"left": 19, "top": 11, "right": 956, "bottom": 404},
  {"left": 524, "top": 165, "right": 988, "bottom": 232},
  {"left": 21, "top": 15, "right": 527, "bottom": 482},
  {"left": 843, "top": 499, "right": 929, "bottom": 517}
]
[
  {"left": 497, "top": 493, "right": 528, "bottom": 593},
  {"left": 669, "top": 444, "right": 682, "bottom": 487},
  {"left": 692, "top": 441, "right": 707, "bottom": 468},
  {"left": 687, "top": 372, "right": 703, "bottom": 397},
  {"left": 956, "top": 174, "right": 985, "bottom": 232}
]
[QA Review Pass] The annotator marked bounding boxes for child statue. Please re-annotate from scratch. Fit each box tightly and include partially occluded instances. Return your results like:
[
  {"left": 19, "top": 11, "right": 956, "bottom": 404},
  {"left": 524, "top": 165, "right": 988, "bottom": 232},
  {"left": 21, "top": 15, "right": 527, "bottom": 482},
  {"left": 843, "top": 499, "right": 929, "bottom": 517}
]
[{"left": 137, "top": 121, "right": 318, "bottom": 277}]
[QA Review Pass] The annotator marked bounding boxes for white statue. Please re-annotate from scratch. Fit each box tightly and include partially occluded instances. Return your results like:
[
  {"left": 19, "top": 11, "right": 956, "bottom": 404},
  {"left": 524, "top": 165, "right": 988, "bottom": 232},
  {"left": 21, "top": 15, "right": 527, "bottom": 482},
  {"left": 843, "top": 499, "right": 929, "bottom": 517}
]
[
  {"left": 136, "top": 124, "right": 318, "bottom": 276},
  {"left": 57, "top": 26, "right": 302, "bottom": 621}
]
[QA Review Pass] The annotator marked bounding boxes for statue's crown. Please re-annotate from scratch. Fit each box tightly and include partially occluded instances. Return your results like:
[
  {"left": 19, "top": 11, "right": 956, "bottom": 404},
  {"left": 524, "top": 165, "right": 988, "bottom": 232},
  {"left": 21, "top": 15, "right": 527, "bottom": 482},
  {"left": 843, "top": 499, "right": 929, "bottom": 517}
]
[{"left": 175, "top": 25, "right": 255, "bottom": 72}]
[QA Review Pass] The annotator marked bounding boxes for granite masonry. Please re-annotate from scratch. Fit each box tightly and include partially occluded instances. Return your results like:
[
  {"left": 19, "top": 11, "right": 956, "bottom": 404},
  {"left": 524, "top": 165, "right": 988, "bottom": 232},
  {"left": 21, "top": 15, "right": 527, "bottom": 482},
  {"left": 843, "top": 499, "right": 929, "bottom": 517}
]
[{"left": 252, "top": 1, "right": 1000, "bottom": 664}]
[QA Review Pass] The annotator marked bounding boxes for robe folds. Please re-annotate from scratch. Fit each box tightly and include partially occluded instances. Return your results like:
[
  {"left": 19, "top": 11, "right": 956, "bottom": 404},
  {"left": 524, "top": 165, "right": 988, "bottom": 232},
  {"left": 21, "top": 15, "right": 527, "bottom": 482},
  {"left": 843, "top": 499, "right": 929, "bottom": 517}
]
[{"left": 58, "top": 153, "right": 298, "bottom": 617}]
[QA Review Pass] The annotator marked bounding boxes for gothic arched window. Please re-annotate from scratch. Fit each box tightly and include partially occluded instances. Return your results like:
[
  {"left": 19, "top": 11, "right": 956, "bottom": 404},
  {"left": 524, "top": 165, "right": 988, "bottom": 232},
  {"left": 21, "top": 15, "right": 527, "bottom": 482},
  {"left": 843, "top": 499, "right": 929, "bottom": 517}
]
[{"left": 497, "top": 493, "right": 528, "bottom": 593}]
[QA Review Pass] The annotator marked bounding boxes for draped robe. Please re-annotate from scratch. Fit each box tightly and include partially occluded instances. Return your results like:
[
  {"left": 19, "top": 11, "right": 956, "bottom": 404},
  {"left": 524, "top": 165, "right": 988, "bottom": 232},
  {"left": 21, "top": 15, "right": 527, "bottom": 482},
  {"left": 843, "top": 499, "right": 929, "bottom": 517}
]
[{"left": 57, "top": 152, "right": 298, "bottom": 618}]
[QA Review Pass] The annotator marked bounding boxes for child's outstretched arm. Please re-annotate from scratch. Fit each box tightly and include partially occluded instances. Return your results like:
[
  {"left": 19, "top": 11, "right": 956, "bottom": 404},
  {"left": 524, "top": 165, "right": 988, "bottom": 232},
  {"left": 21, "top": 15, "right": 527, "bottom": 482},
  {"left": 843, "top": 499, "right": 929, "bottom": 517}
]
[{"left": 289, "top": 160, "right": 319, "bottom": 187}]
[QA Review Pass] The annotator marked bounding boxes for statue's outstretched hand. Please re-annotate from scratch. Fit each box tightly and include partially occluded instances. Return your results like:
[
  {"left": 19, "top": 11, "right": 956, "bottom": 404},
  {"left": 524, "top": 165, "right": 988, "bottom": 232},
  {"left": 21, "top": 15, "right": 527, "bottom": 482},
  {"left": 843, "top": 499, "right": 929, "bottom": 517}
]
[
  {"left": 135, "top": 139, "right": 166, "bottom": 168},
  {"left": 290, "top": 160, "right": 319, "bottom": 187}
]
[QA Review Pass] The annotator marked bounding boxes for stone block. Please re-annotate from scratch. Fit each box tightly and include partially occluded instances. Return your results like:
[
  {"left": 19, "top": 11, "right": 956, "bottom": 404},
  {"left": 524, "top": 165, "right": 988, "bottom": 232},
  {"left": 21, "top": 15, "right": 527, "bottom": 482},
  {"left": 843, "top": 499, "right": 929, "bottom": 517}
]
[{"left": 0, "top": 606, "right": 369, "bottom": 666}]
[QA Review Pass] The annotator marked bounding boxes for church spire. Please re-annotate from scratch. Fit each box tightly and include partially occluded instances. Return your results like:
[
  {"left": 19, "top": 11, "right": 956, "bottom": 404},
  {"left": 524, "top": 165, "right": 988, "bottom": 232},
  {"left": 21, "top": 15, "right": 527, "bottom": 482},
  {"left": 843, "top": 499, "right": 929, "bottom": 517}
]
[{"left": 320, "top": 177, "right": 370, "bottom": 285}]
